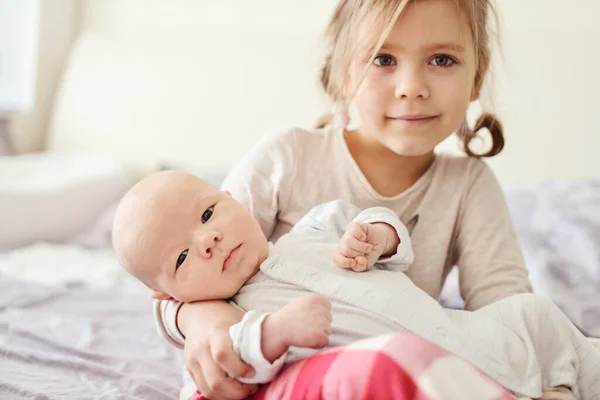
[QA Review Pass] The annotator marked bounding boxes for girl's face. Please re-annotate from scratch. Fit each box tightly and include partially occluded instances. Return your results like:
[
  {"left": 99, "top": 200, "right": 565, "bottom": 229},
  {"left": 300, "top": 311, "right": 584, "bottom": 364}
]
[{"left": 349, "top": 0, "right": 479, "bottom": 156}]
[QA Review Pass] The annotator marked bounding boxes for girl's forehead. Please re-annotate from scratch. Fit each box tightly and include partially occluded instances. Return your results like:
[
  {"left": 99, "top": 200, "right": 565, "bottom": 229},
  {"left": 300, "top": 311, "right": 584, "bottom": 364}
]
[
  {"left": 359, "top": 0, "right": 472, "bottom": 49},
  {"left": 397, "top": 4, "right": 468, "bottom": 36}
]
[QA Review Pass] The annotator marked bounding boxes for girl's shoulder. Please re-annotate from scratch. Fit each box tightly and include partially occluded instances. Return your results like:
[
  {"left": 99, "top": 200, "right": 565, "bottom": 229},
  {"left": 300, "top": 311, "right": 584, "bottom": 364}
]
[
  {"left": 429, "top": 153, "right": 504, "bottom": 204},
  {"left": 227, "top": 125, "right": 339, "bottom": 179},
  {"left": 254, "top": 125, "right": 339, "bottom": 151},
  {"left": 433, "top": 152, "right": 497, "bottom": 185},
  {"left": 245, "top": 125, "right": 341, "bottom": 166}
]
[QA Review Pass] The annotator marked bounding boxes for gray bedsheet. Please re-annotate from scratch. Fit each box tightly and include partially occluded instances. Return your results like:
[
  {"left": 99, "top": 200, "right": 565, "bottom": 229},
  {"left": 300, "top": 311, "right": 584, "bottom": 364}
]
[
  {"left": 506, "top": 179, "right": 600, "bottom": 337},
  {"left": 0, "top": 276, "right": 183, "bottom": 400}
]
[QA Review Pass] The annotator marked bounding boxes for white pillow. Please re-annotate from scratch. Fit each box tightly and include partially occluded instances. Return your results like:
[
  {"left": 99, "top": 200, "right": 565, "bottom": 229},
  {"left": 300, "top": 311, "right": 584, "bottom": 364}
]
[
  {"left": 159, "top": 160, "right": 229, "bottom": 188},
  {"left": 0, "top": 153, "right": 134, "bottom": 249}
]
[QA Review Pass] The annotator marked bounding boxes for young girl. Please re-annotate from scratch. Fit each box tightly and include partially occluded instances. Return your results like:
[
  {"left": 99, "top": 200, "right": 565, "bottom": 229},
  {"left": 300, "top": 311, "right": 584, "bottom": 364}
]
[{"left": 154, "top": 0, "right": 543, "bottom": 398}]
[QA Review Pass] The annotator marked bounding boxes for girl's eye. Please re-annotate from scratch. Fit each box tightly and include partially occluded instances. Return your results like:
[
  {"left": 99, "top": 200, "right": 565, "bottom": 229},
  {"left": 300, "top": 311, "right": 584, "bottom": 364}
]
[
  {"left": 373, "top": 54, "right": 396, "bottom": 67},
  {"left": 201, "top": 206, "right": 214, "bottom": 223},
  {"left": 430, "top": 55, "right": 455, "bottom": 67},
  {"left": 176, "top": 250, "right": 188, "bottom": 269}
]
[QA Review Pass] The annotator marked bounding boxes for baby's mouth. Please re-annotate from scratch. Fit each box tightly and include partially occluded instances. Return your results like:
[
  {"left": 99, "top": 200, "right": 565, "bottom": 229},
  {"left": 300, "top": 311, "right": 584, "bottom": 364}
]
[{"left": 223, "top": 244, "right": 241, "bottom": 271}]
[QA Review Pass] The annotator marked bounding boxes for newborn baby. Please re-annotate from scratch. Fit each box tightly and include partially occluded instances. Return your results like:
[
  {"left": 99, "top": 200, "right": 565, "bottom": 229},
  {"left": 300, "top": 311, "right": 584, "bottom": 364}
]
[
  {"left": 112, "top": 170, "right": 407, "bottom": 384},
  {"left": 113, "top": 171, "right": 600, "bottom": 399}
]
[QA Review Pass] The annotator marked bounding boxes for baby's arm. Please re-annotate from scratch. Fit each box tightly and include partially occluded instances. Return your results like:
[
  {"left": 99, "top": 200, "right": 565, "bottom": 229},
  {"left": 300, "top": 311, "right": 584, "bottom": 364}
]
[
  {"left": 230, "top": 295, "right": 332, "bottom": 384},
  {"left": 334, "top": 206, "right": 414, "bottom": 272},
  {"left": 335, "top": 221, "right": 399, "bottom": 271}
]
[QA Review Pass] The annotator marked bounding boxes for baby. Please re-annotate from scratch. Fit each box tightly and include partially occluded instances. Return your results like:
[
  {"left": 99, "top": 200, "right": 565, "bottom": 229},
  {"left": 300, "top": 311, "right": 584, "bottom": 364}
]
[
  {"left": 114, "top": 172, "right": 318, "bottom": 382},
  {"left": 112, "top": 170, "right": 410, "bottom": 383},
  {"left": 113, "top": 171, "right": 600, "bottom": 399}
]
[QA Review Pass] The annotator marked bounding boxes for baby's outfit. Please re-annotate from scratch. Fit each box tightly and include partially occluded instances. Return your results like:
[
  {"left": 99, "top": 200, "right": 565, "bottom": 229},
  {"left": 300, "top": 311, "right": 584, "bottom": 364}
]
[
  {"left": 230, "top": 201, "right": 600, "bottom": 398},
  {"left": 222, "top": 200, "right": 416, "bottom": 384},
  {"left": 161, "top": 200, "right": 600, "bottom": 399},
  {"left": 227, "top": 310, "right": 286, "bottom": 384}
]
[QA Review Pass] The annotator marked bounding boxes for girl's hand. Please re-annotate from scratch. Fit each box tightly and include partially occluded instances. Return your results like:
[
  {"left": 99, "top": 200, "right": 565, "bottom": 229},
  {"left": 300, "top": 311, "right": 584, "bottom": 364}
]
[
  {"left": 333, "top": 222, "right": 397, "bottom": 272},
  {"left": 183, "top": 320, "right": 257, "bottom": 399}
]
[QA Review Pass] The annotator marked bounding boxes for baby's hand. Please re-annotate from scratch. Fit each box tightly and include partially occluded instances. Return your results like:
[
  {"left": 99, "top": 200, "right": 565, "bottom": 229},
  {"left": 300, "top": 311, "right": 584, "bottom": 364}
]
[
  {"left": 267, "top": 295, "right": 332, "bottom": 352},
  {"left": 334, "top": 222, "right": 394, "bottom": 272}
]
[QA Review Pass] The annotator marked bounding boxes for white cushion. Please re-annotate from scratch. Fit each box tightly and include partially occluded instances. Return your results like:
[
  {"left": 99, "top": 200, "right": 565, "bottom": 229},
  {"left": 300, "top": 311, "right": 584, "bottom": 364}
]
[{"left": 0, "top": 152, "right": 133, "bottom": 249}]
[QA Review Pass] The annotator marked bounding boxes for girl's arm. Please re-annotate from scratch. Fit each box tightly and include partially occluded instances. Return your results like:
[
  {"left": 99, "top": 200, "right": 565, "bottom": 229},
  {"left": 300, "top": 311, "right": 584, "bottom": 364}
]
[
  {"left": 177, "top": 301, "right": 257, "bottom": 399},
  {"left": 221, "top": 129, "right": 300, "bottom": 241},
  {"left": 154, "top": 129, "right": 299, "bottom": 396},
  {"left": 156, "top": 129, "right": 299, "bottom": 344},
  {"left": 454, "top": 162, "right": 533, "bottom": 311}
]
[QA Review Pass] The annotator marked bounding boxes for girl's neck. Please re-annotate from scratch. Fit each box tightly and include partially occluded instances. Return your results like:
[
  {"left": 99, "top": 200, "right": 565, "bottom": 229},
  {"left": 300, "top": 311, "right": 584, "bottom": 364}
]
[{"left": 345, "top": 129, "right": 435, "bottom": 197}]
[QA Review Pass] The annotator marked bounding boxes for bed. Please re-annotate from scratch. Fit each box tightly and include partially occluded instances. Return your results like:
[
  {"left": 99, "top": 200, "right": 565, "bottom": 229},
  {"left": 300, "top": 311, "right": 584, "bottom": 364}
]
[
  {"left": 0, "top": 249, "right": 183, "bottom": 399},
  {"left": 2, "top": 32, "right": 599, "bottom": 399},
  {"left": 2, "top": 161, "right": 599, "bottom": 400},
  {"left": 0, "top": 154, "right": 183, "bottom": 399}
]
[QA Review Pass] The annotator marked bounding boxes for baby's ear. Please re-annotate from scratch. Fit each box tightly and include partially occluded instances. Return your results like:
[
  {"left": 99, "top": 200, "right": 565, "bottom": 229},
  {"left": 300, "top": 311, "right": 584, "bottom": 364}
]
[
  {"left": 150, "top": 289, "right": 173, "bottom": 300},
  {"left": 223, "top": 190, "right": 232, "bottom": 197}
]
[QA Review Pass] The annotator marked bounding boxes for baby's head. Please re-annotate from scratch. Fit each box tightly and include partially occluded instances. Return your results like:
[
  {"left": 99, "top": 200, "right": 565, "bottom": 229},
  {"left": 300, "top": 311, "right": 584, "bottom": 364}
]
[{"left": 112, "top": 171, "right": 268, "bottom": 302}]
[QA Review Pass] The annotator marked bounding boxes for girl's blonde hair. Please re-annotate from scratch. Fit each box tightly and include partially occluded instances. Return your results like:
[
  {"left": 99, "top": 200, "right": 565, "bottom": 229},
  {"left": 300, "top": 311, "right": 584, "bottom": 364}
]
[{"left": 316, "top": 0, "right": 504, "bottom": 158}]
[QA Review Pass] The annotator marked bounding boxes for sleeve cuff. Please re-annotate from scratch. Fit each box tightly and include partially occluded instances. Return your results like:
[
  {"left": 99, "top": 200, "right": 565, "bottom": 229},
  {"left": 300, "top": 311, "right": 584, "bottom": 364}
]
[
  {"left": 353, "top": 207, "right": 414, "bottom": 271},
  {"left": 229, "top": 310, "right": 287, "bottom": 384},
  {"left": 153, "top": 299, "right": 186, "bottom": 348}
]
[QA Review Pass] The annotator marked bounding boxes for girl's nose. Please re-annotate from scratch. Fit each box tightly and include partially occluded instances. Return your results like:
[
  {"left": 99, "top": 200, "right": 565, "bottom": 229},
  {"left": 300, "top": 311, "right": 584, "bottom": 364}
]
[{"left": 394, "top": 66, "right": 430, "bottom": 100}]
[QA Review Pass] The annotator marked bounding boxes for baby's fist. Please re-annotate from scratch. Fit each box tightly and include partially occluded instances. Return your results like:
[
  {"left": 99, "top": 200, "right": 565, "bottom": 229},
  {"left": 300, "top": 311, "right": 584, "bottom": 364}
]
[
  {"left": 276, "top": 295, "right": 332, "bottom": 350},
  {"left": 334, "top": 222, "right": 377, "bottom": 271}
]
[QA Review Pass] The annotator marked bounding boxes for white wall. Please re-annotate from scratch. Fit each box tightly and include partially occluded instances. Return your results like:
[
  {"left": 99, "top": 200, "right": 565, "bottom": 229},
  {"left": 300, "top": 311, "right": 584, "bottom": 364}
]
[
  {"left": 0, "top": 0, "right": 40, "bottom": 111},
  {"left": 35, "top": 0, "right": 600, "bottom": 187},
  {"left": 48, "top": 0, "right": 339, "bottom": 175},
  {"left": 10, "top": 0, "right": 79, "bottom": 153},
  {"left": 482, "top": 0, "right": 600, "bottom": 186}
]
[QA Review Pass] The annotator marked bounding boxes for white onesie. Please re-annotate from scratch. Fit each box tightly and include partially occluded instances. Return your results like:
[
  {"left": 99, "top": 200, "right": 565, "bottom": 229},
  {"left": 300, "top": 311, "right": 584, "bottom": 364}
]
[
  {"left": 162, "top": 201, "right": 600, "bottom": 399},
  {"left": 222, "top": 200, "right": 416, "bottom": 385},
  {"left": 227, "top": 310, "right": 286, "bottom": 384}
]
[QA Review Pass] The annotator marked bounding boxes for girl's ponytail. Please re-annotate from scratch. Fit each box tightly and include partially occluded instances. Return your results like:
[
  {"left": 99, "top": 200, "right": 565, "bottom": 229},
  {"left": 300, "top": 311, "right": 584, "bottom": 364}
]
[
  {"left": 315, "top": 113, "right": 335, "bottom": 129},
  {"left": 457, "top": 112, "right": 505, "bottom": 158}
]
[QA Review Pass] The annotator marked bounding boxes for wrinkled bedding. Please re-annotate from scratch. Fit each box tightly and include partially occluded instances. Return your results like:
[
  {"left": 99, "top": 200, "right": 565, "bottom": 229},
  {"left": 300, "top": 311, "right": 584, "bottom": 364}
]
[
  {"left": 0, "top": 247, "right": 183, "bottom": 400},
  {"left": 506, "top": 179, "right": 600, "bottom": 337}
]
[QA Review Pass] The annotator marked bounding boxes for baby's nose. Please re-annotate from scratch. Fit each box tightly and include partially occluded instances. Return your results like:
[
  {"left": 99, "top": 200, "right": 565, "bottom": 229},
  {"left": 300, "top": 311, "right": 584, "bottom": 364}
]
[{"left": 198, "top": 231, "right": 222, "bottom": 257}]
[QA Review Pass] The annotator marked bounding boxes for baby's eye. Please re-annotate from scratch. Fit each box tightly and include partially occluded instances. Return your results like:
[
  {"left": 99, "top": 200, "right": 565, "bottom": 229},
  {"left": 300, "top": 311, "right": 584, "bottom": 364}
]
[
  {"left": 176, "top": 250, "right": 188, "bottom": 269},
  {"left": 373, "top": 54, "right": 396, "bottom": 67},
  {"left": 201, "top": 206, "right": 214, "bottom": 223},
  {"left": 430, "top": 55, "right": 455, "bottom": 67}
]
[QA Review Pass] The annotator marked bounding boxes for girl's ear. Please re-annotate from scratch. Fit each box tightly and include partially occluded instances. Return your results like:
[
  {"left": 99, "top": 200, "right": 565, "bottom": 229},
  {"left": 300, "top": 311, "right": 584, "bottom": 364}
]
[
  {"left": 406, "top": 214, "right": 419, "bottom": 236},
  {"left": 150, "top": 289, "right": 173, "bottom": 300}
]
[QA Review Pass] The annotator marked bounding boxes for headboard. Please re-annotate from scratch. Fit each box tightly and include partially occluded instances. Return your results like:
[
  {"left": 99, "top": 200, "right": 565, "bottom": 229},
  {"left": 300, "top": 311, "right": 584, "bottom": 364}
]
[{"left": 45, "top": 32, "right": 329, "bottom": 175}]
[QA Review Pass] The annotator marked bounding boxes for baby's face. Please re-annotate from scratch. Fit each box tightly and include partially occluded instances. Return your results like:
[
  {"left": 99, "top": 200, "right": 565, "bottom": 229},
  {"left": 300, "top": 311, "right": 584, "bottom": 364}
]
[{"left": 114, "top": 172, "right": 268, "bottom": 302}]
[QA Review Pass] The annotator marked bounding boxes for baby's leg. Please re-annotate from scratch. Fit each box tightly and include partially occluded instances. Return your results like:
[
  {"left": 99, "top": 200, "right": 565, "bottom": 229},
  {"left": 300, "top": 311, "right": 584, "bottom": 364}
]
[{"left": 476, "top": 294, "right": 600, "bottom": 399}]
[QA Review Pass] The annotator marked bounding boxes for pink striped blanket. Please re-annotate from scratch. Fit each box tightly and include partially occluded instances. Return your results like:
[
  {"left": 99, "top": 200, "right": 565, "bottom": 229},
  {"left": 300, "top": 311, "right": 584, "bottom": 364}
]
[{"left": 191, "top": 333, "right": 516, "bottom": 400}]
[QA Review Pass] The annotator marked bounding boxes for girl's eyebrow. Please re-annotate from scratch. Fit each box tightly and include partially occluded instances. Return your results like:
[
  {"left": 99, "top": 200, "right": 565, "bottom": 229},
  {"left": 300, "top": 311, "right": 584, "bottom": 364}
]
[
  {"left": 423, "top": 42, "right": 465, "bottom": 53},
  {"left": 380, "top": 42, "right": 466, "bottom": 53}
]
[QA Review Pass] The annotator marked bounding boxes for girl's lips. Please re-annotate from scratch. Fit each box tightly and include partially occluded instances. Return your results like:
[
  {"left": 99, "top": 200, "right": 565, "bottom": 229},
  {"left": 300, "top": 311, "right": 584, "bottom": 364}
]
[{"left": 387, "top": 115, "right": 438, "bottom": 125}]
